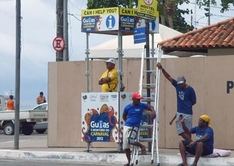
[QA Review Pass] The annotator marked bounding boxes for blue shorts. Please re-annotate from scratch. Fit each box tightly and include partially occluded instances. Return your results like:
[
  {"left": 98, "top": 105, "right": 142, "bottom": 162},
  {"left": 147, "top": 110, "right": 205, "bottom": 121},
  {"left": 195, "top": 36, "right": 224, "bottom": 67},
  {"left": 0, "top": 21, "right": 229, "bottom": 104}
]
[{"left": 182, "top": 140, "right": 213, "bottom": 156}]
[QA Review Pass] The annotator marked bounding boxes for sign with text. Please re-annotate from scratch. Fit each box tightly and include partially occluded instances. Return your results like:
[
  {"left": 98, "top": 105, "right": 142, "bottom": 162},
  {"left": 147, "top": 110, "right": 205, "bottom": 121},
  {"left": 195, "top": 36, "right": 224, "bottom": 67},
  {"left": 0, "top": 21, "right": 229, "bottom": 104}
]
[
  {"left": 119, "top": 8, "right": 136, "bottom": 31},
  {"left": 81, "top": 92, "right": 132, "bottom": 143},
  {"left": 137, "top": 0, "right": 158, "bottom": 20},
  {"left": 134, "top": 27, "right": 146, "bottom": 44},
  {"left": 81, "top": 7, "right": 119, "bottom": 32}
]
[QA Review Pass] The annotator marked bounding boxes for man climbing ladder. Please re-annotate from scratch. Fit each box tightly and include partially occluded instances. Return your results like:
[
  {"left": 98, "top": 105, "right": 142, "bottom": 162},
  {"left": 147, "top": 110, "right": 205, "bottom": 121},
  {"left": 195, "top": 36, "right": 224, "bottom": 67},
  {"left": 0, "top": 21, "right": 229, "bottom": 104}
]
[
  {"left": 122, "top": 92, "right": 156, "bottom": 166},
  {"left": 129, "top": 47, "right": 162, "bottom": 166}
]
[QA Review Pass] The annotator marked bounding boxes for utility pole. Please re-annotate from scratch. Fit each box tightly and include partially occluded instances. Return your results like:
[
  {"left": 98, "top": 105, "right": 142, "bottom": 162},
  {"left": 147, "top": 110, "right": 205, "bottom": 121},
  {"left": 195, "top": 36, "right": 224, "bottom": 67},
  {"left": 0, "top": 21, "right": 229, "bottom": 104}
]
[
  {"left": 56, "top": 0, "right": 63, "bottom": 61},
  {"left": 204, "top": 0, "right": 211, "bottom": 25},
  {"left": 208, "top": 0, "right": 211, "bottom": 25},
  {"left": 15, "top": 0, "right": 21, "bottom": 149},
  {"left": 63, "top": 0, "right": 69, "bottom": 61}
]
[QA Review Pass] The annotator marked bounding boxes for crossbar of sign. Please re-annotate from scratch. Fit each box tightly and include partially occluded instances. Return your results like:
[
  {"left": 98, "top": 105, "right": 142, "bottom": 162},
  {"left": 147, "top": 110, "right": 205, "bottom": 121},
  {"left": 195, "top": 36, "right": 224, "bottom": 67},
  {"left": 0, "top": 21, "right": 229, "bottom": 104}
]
[{"left": 52, "top": 36, "right": 65, "bottom": 52}]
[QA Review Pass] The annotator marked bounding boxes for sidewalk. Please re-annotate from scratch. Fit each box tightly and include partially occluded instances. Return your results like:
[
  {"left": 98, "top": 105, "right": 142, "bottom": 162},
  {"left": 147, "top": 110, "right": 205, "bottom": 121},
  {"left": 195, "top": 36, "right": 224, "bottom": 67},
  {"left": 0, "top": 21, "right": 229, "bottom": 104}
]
[{"left": 0, "top": 137, "right": 233, "bottom": 166}]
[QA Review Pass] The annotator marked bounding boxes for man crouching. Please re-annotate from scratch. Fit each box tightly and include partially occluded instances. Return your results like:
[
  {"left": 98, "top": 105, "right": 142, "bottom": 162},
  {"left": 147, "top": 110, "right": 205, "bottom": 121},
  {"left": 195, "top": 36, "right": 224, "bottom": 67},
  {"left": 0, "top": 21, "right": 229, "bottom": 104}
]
[{"left": 178, "top": 114, "right": 214, "bottom": 166}]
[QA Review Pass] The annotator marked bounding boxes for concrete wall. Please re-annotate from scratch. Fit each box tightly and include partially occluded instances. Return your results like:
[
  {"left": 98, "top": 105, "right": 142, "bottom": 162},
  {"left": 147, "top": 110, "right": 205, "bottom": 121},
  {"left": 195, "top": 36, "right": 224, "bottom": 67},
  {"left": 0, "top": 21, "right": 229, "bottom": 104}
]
[{"left": 48, "top": 56, "right": 234, "bottom": 149}]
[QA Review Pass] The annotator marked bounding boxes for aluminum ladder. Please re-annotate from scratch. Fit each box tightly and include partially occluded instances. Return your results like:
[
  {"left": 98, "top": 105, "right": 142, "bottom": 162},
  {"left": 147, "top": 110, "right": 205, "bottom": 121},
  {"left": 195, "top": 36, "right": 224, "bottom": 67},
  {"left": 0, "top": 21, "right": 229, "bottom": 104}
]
[{"left": 130, "top": 47, "right": 162, "bottom": 166}]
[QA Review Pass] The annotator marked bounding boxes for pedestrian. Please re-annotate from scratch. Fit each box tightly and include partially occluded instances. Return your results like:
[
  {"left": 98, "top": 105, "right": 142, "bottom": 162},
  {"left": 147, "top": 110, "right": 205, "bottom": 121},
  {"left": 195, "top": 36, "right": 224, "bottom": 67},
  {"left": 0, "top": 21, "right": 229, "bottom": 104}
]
[
  {"left": 122, "top": 92, "right": 156, "bottom": 166},
  {"left": 6, "top": 95, "right": 15, "bottom": 110},
  {"left": 37, "top": 92, "right": 46, "bottom": 104},
  {"left": 98, "top": 58, "right": 118, "bottom": 92},
  {"left": 177, "top": 114, "right": 214, "bottom": 166},
  {"left": 156, "top": 63, "right": 196, "bottom": 141}
]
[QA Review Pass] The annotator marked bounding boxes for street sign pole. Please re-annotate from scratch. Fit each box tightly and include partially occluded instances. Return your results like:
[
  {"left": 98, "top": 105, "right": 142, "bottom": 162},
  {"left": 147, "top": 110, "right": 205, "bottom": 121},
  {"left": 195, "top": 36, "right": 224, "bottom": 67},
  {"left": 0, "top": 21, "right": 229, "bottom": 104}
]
[{"left": 15, "top": 0, "right": 21, "bottom": 150}]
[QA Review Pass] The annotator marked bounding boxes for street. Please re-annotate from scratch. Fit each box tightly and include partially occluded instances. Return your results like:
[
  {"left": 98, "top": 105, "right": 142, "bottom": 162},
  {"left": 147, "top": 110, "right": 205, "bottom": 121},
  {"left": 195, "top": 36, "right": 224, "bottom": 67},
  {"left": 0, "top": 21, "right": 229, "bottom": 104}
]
[{"left": 0, "top": 130, "right": 47, "bottom": 143}]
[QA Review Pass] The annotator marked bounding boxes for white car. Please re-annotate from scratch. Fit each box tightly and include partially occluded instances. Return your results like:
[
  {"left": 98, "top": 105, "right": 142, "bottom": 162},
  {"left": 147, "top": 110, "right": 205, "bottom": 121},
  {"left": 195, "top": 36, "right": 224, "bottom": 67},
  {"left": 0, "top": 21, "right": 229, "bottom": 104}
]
[{"left": 33, "top": 103, "right": 48, "bottom": 134}]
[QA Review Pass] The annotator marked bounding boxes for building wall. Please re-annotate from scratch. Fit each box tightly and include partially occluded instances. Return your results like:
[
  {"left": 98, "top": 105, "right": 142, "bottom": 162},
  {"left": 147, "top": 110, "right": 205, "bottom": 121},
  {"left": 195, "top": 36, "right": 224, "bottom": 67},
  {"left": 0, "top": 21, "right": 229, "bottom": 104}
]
[{"left": 48, "top": 55, "right": 234, "bottom": 149}]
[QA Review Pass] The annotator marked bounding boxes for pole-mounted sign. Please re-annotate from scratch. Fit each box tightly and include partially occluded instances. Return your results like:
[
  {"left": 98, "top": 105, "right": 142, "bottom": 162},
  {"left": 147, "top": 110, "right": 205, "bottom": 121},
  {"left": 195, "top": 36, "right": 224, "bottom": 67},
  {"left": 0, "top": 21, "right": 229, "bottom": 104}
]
[
  {"left": 137, "top": 0, "right": 158, "bottom": 20},
  {"left": 52, "top": 36, "right": 65, "bottom": 52}
]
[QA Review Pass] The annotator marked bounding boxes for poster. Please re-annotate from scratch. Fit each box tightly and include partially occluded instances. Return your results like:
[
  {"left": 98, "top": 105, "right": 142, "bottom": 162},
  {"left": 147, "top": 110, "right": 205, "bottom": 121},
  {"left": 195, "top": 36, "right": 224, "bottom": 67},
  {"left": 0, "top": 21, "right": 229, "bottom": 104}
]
[{"left": 81, "top": 92, "right": 132, "bottom": 143}]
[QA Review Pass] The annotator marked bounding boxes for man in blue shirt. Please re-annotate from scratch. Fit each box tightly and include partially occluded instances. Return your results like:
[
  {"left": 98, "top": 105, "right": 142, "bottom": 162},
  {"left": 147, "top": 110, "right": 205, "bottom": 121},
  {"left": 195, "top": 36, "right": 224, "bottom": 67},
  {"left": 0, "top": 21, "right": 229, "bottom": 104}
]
[
  {"left": 122, "top": 92, "right": 156, "bottom": 166},
  {"left": 177, "top": 114, "right": 214, "bottom": 166},
  {"left": 157, "top": 63, "right": 196, "bottom": 141}
]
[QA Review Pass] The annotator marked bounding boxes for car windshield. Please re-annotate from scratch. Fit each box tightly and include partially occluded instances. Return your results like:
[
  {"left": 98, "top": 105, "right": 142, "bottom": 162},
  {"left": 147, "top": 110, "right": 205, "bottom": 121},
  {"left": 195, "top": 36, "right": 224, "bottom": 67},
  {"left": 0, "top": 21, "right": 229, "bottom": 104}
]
[{"left": 33, "top": 104, "right": 48, "bottom": 110}]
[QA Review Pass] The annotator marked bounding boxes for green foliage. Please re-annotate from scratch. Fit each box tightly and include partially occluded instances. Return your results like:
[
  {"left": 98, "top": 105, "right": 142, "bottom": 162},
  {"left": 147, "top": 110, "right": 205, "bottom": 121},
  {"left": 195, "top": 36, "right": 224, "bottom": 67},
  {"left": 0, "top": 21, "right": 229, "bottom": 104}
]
[
  {"left": 173, "top": 9, "right": 194, "bottom": 33},
  {"left": 220, "top": 0, "right": 234, "bottom": 12},
  {"left": 86, "top": 0, "right": 118, "bottom": 9}
]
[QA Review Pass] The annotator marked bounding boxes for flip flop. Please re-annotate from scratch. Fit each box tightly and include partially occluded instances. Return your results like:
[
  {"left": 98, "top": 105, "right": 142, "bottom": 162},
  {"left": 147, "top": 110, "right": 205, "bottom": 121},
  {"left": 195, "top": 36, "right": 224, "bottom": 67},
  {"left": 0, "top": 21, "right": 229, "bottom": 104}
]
[{"left": 177, "top": 164, "right": 184, "bottom": 166}]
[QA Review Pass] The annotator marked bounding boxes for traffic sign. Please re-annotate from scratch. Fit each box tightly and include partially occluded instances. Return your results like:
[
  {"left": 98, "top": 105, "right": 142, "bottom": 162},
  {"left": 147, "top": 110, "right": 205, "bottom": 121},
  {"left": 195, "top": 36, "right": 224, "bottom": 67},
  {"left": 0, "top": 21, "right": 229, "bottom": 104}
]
[{"left": 52, "top": 36, "right": 65, "bottom": 52}]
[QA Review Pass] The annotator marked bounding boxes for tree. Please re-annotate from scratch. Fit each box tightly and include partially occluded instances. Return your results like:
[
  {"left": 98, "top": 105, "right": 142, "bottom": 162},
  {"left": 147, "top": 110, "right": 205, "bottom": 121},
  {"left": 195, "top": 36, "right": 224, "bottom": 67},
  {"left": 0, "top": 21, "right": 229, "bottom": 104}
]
[
  {"left": 220, "top": 0, "right": 234, "bottom": 12},
  {"left": 87, "top": 0, "right": 194, "bottom": 32},
  {"left": 196, "top": 0, "right": 234, "bottom": 12}
]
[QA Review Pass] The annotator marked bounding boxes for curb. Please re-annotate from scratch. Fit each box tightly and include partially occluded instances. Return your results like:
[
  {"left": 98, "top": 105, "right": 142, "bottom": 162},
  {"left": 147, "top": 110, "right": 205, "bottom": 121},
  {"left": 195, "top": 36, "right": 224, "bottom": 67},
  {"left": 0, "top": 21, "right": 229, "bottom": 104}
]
[{"left": 0, "top": 149, "right": 233, "bottom": 166}]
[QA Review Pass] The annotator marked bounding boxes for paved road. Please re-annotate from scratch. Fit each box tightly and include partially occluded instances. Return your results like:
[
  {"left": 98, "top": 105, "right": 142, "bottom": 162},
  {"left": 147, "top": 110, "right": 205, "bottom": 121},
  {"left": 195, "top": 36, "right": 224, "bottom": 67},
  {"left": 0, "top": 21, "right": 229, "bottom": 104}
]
[{"left": 0, "top": 130, "right": 47, "bottom": 142}]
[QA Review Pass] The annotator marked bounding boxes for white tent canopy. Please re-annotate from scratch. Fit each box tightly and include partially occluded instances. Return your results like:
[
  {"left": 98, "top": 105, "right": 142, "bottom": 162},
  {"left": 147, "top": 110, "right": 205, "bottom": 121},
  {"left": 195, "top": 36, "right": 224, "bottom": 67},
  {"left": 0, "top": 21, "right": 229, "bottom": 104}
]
[{"left": 89, "top": 24, "right": 182, "bottom": 59}]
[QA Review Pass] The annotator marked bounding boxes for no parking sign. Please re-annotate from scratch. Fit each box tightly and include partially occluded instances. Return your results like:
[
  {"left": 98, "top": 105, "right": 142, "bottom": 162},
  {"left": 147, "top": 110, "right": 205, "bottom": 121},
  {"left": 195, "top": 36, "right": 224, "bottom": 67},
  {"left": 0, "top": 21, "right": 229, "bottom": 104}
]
[{"left": 52, "top": 36, "right": 65, "bottom": 52}]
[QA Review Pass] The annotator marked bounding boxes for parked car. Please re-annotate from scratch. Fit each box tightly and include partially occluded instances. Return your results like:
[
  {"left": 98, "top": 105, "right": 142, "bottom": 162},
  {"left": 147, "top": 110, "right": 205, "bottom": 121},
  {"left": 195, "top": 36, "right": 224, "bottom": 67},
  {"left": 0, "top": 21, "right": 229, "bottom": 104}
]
[{"left": 33, "top": 103, "right": 48, "bottom": 134}]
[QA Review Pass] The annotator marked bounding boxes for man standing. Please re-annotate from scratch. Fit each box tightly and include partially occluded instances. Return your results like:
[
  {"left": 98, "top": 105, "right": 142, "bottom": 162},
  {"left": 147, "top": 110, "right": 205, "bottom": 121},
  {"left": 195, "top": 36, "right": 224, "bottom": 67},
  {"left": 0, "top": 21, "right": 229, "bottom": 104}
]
[
  {"left": 122, "top": 92, "right": 156, "bottom": 166},
  {"left": 98, "top": 58, "right": 118, "bottom": 92},
  {"left": 178, "top": 114, "right": 214, "bottom": 166},
  {"left": 36, "top": 92, "right": 46, "bottom": 105},
  {"left": 156, "top": 63, "right": 196, "bottom": 141},
  {"left": 6, "top": 95, "right": 15, "bottom": 110}
]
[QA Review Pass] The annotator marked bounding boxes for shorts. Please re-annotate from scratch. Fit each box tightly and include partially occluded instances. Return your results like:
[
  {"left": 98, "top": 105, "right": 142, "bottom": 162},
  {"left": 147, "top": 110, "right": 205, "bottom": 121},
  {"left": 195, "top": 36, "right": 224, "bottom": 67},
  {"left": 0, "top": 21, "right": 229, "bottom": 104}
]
[
  {"left": 176, "top": 112, "right": 192, "bottom": 135},
  {"left": 123, "top": 126, "right": 139, "bottom": 150},
  {"left": 182, "top": 140, "right": 213, "bottom": 156}
]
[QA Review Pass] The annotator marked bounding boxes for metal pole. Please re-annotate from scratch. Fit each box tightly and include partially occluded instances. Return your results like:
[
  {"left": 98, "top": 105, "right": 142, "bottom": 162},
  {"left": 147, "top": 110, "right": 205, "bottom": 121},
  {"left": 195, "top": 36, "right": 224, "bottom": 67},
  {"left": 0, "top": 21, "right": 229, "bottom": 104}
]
[
  {"left": 85, "top": 33, "right": 90, "bottom": 93},
  {"left": 63, "top": 0, "right": 69, "bottom": 61},
  {"left": 117, "top": 30, "right": 123, "bottom": 152},
  {"left": 56, "top": 0, "right": 63, "bottom": 61},
  {"left": 85, "top": 32, "right": 90, "bottom": 152},
  {"left": 151, "top": 33, "right": 155, "bottom": 85},
  {"left": 14, "top": 0, "right": 21, "bottom": 149},
  {"left": 145, "top": 19, "right": 151, "bottom": 152}
]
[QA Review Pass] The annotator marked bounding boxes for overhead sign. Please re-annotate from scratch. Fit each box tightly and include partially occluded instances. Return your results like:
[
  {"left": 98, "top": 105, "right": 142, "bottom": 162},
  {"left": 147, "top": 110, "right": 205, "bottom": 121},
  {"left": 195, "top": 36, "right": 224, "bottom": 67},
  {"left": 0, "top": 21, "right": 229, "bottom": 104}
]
[
  {"left": 137, "top": 0, "right": 158, "bottom": 20},
  {"left": 81, "top": 7, "right": 119, "bottom": 32},
  {"left": 134, "top": 27, "right": 146, "bottom": 44},
  {"left": 119, "top": 8, "right": 137, "bottom": 31},
  {"left": 52, "top": 36, "right": 65, "bottom": 52}
]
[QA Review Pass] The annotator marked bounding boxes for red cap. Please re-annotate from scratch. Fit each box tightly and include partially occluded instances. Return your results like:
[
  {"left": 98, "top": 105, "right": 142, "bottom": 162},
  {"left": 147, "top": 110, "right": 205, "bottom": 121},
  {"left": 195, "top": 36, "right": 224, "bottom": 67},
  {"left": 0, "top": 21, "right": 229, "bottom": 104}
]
[{"left": 132, "top": 92, "right": 143, "bottom": 99}]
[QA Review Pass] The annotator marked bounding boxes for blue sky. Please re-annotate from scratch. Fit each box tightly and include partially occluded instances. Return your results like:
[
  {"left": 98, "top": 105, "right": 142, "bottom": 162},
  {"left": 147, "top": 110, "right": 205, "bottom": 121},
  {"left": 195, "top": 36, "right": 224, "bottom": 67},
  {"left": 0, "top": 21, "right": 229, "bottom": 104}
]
[{"left": 0, "top": 0, "right": 233, "bottom": 109}]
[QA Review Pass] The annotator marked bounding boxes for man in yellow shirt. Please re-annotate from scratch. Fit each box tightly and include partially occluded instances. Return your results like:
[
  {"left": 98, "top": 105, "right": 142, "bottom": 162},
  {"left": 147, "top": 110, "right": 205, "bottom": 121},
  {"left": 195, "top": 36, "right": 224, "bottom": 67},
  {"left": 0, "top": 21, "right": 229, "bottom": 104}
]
[{"left": 98, "top": 58, "right": 118, "bottom": 92}]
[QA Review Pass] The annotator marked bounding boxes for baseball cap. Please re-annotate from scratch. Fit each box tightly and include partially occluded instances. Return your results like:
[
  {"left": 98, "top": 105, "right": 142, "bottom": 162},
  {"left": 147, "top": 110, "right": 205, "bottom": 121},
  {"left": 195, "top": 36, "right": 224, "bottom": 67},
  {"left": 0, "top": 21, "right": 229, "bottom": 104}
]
[
  {"left": 106, "top": 58, "right": 115, "bottom": 64},
  {"left": 177, "top": 76, "right": 185, "bottom": 84},
  {"left": 132, "top": 92, "right": 143, "bottom": 99}
]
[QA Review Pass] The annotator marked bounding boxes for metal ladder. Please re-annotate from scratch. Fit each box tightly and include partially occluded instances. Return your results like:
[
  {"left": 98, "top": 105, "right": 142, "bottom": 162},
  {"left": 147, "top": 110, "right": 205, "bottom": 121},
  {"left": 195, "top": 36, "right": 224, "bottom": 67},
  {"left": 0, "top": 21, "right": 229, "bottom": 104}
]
[{"left": 130, "top": 47, "right": 162, "bottom": 166}]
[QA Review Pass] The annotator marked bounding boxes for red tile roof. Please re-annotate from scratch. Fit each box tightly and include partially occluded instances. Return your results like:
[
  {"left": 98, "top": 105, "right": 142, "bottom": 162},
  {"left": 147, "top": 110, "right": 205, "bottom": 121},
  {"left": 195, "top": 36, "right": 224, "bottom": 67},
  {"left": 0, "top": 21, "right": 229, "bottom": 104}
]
[{"left": 158, "top": 18, "right": 234, "bottom": 52}]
